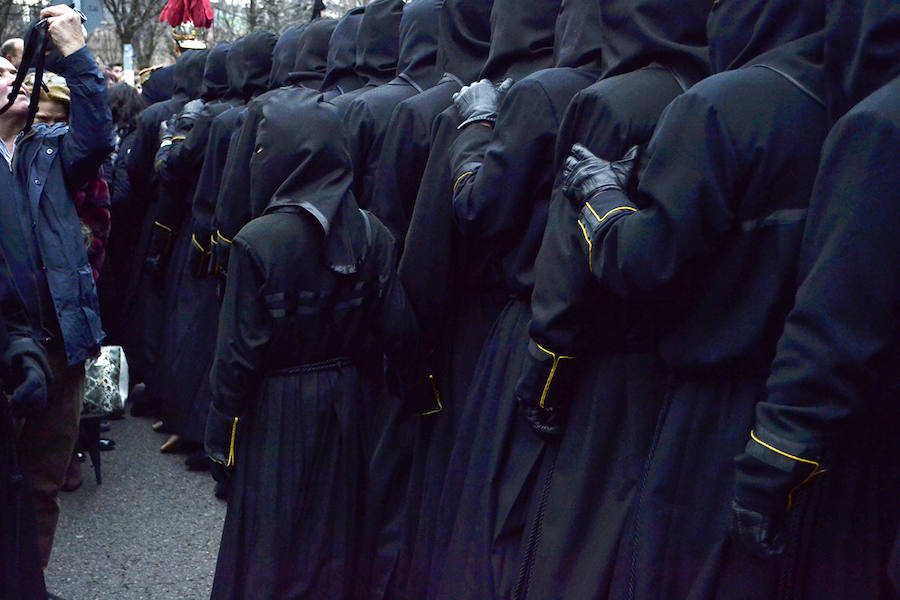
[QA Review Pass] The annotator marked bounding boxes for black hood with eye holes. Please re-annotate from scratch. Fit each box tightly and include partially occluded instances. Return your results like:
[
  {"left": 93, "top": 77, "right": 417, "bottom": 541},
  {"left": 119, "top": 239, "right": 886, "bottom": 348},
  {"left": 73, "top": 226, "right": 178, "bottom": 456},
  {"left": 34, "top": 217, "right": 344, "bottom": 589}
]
[
  {"left": 552, "top": 0, "right": 603, "bottom": 72},
  {"left": 288, "top": 18, "right": 337, "bottom": 88},
  {"left": 480, "top": 0, "right": 560, "bottom": 81},
  {"left": 268, "top": 24, "right": 307, "bottom": 89},
  {"left": 201, "top": 41, "right": 231, "bottom": 101},
  {"left": 396, "top": 0, "right": 443, "bottom": 90},
  {"left": 240, "top": 30, "right": 278, "bottom": 99},
  {"left": 322, "top": 6, "right": 366, "bottom": 93},
  {"left": 598, "top": 0, "right": 711, "bottom": 83},
  {"left": 824, "top": 0, "right": 900, "bottom": 123},
  {"left": 354, "top": 0, "right": 404, "bottom": 87},
  {"left": 256, "top": 88, "right": 369, "bottom": 274},
  {"left": 436, "top": 0, "right": 492, "bottom": 83}
]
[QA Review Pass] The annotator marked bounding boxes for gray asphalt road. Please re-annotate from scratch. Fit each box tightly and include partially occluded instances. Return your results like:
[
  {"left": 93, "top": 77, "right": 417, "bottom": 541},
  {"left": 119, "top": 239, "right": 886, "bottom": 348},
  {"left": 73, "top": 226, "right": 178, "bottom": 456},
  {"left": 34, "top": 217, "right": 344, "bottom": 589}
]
[{"left": 43, "top": 413, "right": 226, "bottom": 600}]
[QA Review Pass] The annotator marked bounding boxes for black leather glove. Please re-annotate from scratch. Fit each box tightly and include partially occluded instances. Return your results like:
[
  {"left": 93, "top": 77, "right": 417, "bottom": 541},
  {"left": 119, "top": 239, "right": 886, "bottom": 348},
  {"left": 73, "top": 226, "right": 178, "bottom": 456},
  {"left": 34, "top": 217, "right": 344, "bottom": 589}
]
[
  {"left": 173, "top": 99, "right": 204, "bottom": 133},
  {"left": 4, "top": 336, "right": 52, "bottom": 417},
  {"left": 731, "top": 426, "right": 826, "bottom": 558},
  {"left": 145, "top": 221, "right": 174, "bottom": 279},
  {"left": 514, "top": 340, "right": 576, "bottom": 439},
  {"left": 158, "top": 116, "right": 175, "bottom": 147},
  {"left": 212, "top": 230, "right": 231, "bottom": 303},
  {"left": 205, "top": 402, "right": 241, "bottom": 485},
  {"left": 188, "top": 229, "right": 211, "bottom": 279},
  {"left": 453, "top": 78, "right": 514, "bottom": 129},
  {"left": 561, "top": 144, "right": 639, "bottom": 205}
]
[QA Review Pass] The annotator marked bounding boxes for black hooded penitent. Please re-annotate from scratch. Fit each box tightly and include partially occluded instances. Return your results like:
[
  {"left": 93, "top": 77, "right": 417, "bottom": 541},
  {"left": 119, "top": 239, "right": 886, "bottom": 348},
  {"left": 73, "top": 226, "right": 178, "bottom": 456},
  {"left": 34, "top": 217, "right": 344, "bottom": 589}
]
[
  {"left": 321, "top": 6, "right": 365, "bottom": 95},
  {"left": 343, "top": 0, "right": 441, "bottom": 211},
  {"left": 200, "top": 41, "right": 232, "bottom": 102},
  {"left": 287, "top": 17, "right": 337, "bottom": 88},
  {"left": 568, "top": 0, "right": 828, "bottom": 597},
  {"left": 208, "top": 89, "right": 420, "bottom": 600},
  {"left": 367, "top": 0, "right": 493, "bottom": 238},
  {"left": 267, "top": 23, "right": 306, "bottom": 89}
]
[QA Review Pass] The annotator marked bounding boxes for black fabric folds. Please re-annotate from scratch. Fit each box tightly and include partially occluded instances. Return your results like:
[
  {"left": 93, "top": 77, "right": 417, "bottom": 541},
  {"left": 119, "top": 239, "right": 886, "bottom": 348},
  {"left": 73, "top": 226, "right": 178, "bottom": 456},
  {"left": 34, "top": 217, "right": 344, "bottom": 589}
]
[
  {"left": 321, "top": 6, "right": 365, "bottom": 94},
  {"left": 396, "top": 0, "right": 442, "bottom": 90},
  {"left": 175, "top": 48, "right": 208, "bottom": 100},
  {"left": 201, "top": 42, "right": 232, "bottom": 101},
  {"left": 436, "top": 0, "right": 493, "bottom": 82},
  {"left": 599, "top": 0, "right": 710, "bottom": 81},
  {"left": 824, "top": 0, "right": 900, "bottom": 122},
  {"left": 267, "top": 24, "right": 307, "bottom": 89},
  {"left": 238, "top": 30, "right": 278, "bottom": 98},
  {"left": 287, "top": 18, "right": 337, "bottom": 87},
  {"left": 224, "top": 37, "right": 247, "bottom": 100},
  {"left": 552, "top": 0, "right": 603, "bottom": 70},
  {"left": 479, "top": 0, "right": 560, "bottom": 81},
  {"left": 353, "top": 0, "right": 404, "bottom": 87},
  {"left": 258, "top": 90, "right": 369, "bottom": 274}
]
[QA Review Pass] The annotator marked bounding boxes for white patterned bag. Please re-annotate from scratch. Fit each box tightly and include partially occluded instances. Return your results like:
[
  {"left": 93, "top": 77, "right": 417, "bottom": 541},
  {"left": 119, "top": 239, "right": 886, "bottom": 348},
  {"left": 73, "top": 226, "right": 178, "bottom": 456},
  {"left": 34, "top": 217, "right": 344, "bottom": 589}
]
[{"left": 82, "top": 345, "right": 129, "bottom": 418}]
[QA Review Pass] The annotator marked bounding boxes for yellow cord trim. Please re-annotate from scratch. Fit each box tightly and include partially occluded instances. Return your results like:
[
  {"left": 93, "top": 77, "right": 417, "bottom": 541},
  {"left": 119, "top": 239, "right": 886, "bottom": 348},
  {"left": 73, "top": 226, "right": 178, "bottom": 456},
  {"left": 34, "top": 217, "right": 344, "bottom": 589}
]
[
  {"left": 153, "top": 221, "right": 172, "bottom": 232},
  {"left": 577, "top": 218, "right": 593, "bottom": 272},
  {"left": 421, "top": 373, "right": 444, "bottom": 416},
  {"left": 453, "top": 170, "right": 474, "bottom": 194},
  {"left": 191, "top": 234, "right": 207, "bottom": 252},
  {"left": 750, "top": 430, "right": 827, "bottom": 510},
  {"left": 172, "top": 135, "right": 186, "bottom": 141},
  {"left": 226, "top": 417, "right": 238, "bottom": 467},
  {"left": 216, "top": 229, "right": 233, "bottom": 244},
  {"left": 534, "top": 343, "right": 574, "bottom": 408}
]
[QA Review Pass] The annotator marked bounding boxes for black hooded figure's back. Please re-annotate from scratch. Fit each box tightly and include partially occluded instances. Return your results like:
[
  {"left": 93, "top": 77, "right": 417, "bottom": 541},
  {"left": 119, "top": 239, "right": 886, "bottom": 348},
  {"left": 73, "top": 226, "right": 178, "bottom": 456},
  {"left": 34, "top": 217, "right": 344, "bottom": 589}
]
[
  {"left": 150, "top": 31, "right": 278, "bottom": 448},
  {"left": 515, "top": 0, "right": 712, "bottom": 597},
  {"left": 321, "top": 6, "right": 366, "bottom": 96},
  {"left": 343, "top": 0, "right": 442, "bottom": 211},
  {"left": 327, "top": 0, "right": 404, "bottom": 113},
  {"left": 559, "top": 0, "right": 827, "bottom": 597},
  {"left": 287, "top": 17, "right": 338, "bottom": 88},
  {"left": 267, "top": 24, "right": 306, "bottom": 90},
  {"left": 208, "top": 88, "right": 420, "bottom": 600},
  {"left": 368, "top": 0, "right": 493, "bottom": 238}
]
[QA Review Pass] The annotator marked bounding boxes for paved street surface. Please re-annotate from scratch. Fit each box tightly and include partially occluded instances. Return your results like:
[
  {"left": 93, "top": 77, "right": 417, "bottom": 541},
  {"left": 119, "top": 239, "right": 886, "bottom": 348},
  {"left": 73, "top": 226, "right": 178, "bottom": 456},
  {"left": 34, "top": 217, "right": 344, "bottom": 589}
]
[{"left": 44, "top": 411, "right": 226, "bottom": 600}]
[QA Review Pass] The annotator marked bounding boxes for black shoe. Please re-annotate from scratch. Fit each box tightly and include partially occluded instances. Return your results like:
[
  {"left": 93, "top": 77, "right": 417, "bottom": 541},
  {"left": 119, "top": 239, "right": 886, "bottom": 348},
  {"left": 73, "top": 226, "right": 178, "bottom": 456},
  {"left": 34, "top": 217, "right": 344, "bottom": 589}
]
[
  {"left": 99, "top": 420, "right": 111, "bottom": 432},
  {"left": 214, "top": 480, "right": 230, "bottom": 500},
  {"left": 75, "top": 451, "right": 86, "bottom": 463},
  {"left": 99, "top": 438, "right": 116, "bottom": 451},
  {"left": 47, "top": 593, "right": 67, "bottom": 600},
  {"left": 185, "top": 450, "right": 211, "bottom": 471}
]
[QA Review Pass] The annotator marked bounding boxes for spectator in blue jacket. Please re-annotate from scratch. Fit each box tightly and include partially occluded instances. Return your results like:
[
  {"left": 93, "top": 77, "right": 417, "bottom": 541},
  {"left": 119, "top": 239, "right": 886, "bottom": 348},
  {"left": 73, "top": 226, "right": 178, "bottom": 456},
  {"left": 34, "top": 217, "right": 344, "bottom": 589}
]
[{"left": 0, "top": 4, "right": 114, "bottom": 567}]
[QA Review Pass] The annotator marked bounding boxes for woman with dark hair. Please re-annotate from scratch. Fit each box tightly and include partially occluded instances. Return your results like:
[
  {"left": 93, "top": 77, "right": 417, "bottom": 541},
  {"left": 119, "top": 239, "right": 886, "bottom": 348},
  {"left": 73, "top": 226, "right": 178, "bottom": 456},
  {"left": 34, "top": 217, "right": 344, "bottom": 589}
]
[{"left": 101, "top": 82, "right": 147, "bottom": 345}]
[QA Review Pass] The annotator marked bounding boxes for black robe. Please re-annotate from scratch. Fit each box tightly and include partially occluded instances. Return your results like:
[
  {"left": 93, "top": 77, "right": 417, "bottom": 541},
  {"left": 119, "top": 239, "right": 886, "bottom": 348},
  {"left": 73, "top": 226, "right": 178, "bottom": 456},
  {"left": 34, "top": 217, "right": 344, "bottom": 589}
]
[
  {"left": 121, "top": 49, "right": 206, "bottom": 388},
  {"left": 326, "top": 0, "right": 404, "bottom": 115},
  {"left": 428, "top": 1, "right": 604, "bottom": 596},
  {"left": 396, "top": 1, "right": 559, "bottom": 596},
  {"left": 159, "top": 32, "right": 276, "bottom": 444},
  {"left": 286, "top": 17, "right": 337, "bottom": 88},
  {"left": 737, "top": 73, "right": 900, "bottom": 600},
  {"left": 573, "top": 2, "right": 828, "bottom": 595},
  {"left": 321, "top": 6, "right": 365, "bottom": 97},
  {"left": 209, "top": 92, "right": 420, "bottom": 600},
  {"left": 368, "top": 0, "right": 493, "bottom": 238}
]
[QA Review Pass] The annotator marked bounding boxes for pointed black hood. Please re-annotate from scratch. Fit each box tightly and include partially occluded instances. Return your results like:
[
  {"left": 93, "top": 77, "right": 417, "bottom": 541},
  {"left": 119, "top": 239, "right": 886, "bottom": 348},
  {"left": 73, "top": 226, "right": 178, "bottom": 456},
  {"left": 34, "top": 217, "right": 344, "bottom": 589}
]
[
  {"left": 435, "top": 0, "right": 493, "bottom": 83},
  {"left": 174, "top": 49, "right": 207, "bottom": 99},
  {"left": 824, "top": 0, "right": 900, "bottom": 122},
  {"left": 240, "top": 30, "right": 278, "bottom": 99},
  {"left": 599, "top": 0, "right": 710, "bottom": 84},
  {"left": 256, "top": 88, "right": 369, "bottom": 274},
  {"left": 552, "top": 0, "right": 603, "bottom": 71},
  {"left": 480, "top": 0, "right": 560, "bottom": 81},
  {"left": 141, "top": 65, "right": 175, "bottom": 104},
  {"left": 322, "top": 6, "right": 366, "bottom": 93},
  {"left": 201, "top": 41, "right": 231, "bottom": 101},
  {"left": 396, "top": 0, "right": 442, "bottom": 90},
  {"left": 288, "top": 18, "right": 337, "bottom": 87},
  {"left": 268, "top": 24, "right": 307, "bottom": 89},
  {"left": 354, "top": 0, "right": 404, "bottom": 87},
  {"left": 708, "top": 0, "right": 825, "bottom": 103},
  {"left": 225, "top": 37, "right": 246, "bottom": 100}
]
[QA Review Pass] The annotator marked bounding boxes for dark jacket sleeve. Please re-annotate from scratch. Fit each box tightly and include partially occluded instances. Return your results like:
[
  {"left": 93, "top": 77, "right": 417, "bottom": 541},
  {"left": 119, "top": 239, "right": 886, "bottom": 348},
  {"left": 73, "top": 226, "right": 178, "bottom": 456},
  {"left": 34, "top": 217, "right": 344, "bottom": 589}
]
[
  {"left": 209, "top": 235, "right": 271, "bottom": 415},
  {"left": 756, "top": 95, "right": 900, "bottom": 457},
  {"left": 215, "top": 107, "right": 260, "bottom": 243},
  {"left": 344, "top": 98, "right": 378, "bottom": 210},
  {"left": 449, "top": 79, "right": 558, "bottom": 241},
  {"left": 56, "top": 47, "right": 115, "bottom": 193}
]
